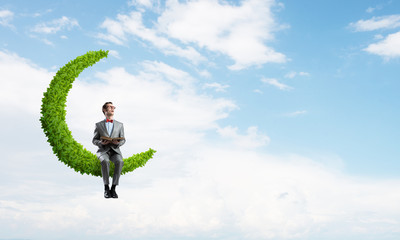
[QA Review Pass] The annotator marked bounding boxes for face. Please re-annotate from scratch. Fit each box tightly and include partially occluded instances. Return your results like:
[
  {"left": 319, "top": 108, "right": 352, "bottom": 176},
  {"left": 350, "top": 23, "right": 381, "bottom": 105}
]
[{"left": 104, "top": 103, "right": 116, "bottom": 117}]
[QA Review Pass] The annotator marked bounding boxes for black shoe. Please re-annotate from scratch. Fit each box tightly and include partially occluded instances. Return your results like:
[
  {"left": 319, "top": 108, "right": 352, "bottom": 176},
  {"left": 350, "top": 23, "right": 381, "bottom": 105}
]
[
  {"left": 110, "top": 189, "right": 118, "bottom": 198},
  {"left": 104, "top": 189, "right": 111, "bottom": 198}
]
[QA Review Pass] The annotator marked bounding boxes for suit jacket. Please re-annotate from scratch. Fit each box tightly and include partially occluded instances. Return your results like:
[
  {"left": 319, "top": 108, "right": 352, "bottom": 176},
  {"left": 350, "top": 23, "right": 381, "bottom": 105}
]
[{"left": 92, "top": 119, "right": 126, "bottom": 156}]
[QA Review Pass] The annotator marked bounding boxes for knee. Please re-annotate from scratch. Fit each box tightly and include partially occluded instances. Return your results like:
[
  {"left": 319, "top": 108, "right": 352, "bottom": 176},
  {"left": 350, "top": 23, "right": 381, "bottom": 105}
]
[
  {"left": 113, "top": 156, "right": 123, "bottom": 166},
  {"left": 100, "top": 157, "right": 110, "bottom": 165},
  {"left": 98, "top": 153, "right": 109, "bottom": 161},
  {"left": 116, "top": 158, "right": 124, "bottom": 167}
]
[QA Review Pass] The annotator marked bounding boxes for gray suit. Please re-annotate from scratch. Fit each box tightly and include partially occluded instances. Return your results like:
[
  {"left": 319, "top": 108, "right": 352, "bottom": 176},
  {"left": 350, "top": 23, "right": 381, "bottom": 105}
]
[{"left": 92, "top": 119, "right": 125, "bottom": 186}]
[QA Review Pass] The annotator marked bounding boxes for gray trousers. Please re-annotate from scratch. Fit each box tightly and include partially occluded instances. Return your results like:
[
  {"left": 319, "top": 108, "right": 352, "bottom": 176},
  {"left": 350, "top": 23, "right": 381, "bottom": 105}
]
[{"left": 98, "top": 149, "right": 124, "bottom": 186}]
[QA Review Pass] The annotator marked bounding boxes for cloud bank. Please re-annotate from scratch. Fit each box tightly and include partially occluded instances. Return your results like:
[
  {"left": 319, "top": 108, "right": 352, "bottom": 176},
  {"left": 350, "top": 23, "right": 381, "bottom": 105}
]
[{"left": 1, "top": 50, "right": 400, "bottom": 240}]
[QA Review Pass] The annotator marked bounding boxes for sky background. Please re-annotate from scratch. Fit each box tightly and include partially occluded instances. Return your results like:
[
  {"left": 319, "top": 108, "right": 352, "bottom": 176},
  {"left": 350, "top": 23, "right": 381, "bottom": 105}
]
[{"left": 1, "top": 0, "right": 400, "bottom": 239}]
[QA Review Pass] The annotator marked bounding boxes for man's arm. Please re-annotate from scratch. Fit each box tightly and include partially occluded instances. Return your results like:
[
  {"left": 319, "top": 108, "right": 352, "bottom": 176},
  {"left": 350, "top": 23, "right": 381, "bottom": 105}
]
[
  {"left": 114, "top": 123, "right": 126, "bottom": 147},
  {"left": 92, "top": 123, "right": 103, "bottom": 147}
]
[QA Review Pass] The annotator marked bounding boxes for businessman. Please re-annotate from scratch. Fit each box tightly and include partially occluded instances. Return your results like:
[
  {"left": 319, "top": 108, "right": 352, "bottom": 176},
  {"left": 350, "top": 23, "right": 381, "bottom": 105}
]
[{"left": 92, "top": 102, "right": 125, "bottom": 198}]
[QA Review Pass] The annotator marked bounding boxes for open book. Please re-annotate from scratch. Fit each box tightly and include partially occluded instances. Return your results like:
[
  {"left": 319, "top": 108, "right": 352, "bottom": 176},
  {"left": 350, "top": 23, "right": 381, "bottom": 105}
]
[{"left": 100, "top": 136, "right": 125, "bottom": 142}]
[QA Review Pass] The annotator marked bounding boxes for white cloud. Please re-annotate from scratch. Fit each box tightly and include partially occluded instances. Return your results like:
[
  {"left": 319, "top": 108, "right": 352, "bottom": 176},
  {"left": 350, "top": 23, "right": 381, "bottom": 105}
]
[
  {"left": 65, "top": 60, "right": 238, "bottom": 153},
  {"left": 366, "top": 7, "right": 375, "bottom": 13},
  {"left": 253, "top": 89, "right": 263, "bottom": 94},
  {"left": 203, "top": 82, "right": 230, "bottom": 92},
  {"left": 1, "top": 147, "right": 400, "bottom": 239},
  {"left": 98, "top": 11, "right": 206, "bottom": 64},
  {"left": 98, "top": 17, "right": 127, "bottom": 44},
  {"left": 128, "top": 0, "right": 161, "bottom": 11},
  {"left": 0, "top": 51, "right": 52, "bottom": 114},
  {"left": 284, "top": 71, "right": 310, "bottom": 79},
  {"left": 285, "top": 110, "right": 307, "bottom": 117},
  {"left": 20, "top": 8, "right": 53, "bottom": 18},
  {"left": 299, "top": 71, "right": 310, "bottom": 76},
  {"left": 96, "top": 32, "right": 125, "bottom": 45},
  {"left": 350, "top": 14, "right": 400, "bottom": 60},
  {"left": 2, "top": 51, "right": 400, "bottom": 240},
  {"left": 27, "top": 33, "right": 56, "bottom": 45},
  {"left": 349, "top": 14, "right": 400, "bottom": 32},
  {"left": 128, "top": 0, "right": 154, "bottom": 8},
  {"left": 374, "top": 34, "right": 384, "bottom": 40},
  {"left": 98, "top": 0, "right": 287, "bottom": 70},
  {"left": 157, "top": 0, "right": 287, "bottom": 70},
  {"left": 107, "top": 49, "right": 121, "bottom": 59},
  {"left": 0, "top": 9, "right": 14, "bottom": 28},
  {"left": 262, "top": 77, "right": 292, "bottom": 90},
  {"left": 31, "top": 16, "right": 79, "bottom": 34},
  {"left": 285, "top": 71, "right": 297, "bottom": 79},
  {"left": 0, "top": 50, "right": 235, "bottom": 153},
  {"left": 0, "top": 9, "right": 13, "bottom": 18},
  {"left": 42, "top": 38, "right": 54, "bottom": 45},
  {"left": 364, "top": 31, "right": 400, "bottom": 59},
  {"left": 198, "top": 69, "right": 212, "bottom": 78},
  {"left": 366, "top": 4, "right": 384, "bottom": 13},
  {"left": 217, "top": 126, "right": 270, "bottom": 148}
]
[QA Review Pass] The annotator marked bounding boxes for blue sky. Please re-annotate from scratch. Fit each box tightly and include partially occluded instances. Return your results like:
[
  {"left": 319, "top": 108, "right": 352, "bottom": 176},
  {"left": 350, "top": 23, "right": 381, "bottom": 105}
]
[{"left": 1, "top": 0, "right": 400, "bottom": 239}]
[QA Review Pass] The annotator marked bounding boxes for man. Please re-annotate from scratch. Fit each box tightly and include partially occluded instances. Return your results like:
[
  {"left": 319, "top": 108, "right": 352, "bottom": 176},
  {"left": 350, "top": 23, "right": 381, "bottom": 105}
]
[{"left": 92, "top": 102, "right": 125, "bottom": 198}]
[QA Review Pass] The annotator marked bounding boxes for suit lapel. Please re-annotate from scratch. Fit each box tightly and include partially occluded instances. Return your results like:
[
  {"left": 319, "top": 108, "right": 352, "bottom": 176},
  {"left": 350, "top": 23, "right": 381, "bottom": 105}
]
[{"left": 100, "top": 120, "right": 109, "bottom": 137}]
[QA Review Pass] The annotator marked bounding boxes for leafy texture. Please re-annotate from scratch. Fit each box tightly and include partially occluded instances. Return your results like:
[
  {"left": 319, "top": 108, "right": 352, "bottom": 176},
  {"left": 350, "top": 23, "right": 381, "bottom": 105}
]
[{"left": 40, "top": 50, "right": 156, "bottom": 177}]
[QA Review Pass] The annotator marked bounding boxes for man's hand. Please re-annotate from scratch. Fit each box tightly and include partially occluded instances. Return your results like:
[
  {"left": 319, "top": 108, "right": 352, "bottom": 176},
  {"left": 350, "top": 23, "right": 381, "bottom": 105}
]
[
  {"left": 101, "top": 139, "right": 111, "bottom": 145},
  {"left": 112, "top": 139, "right": 120, "bottom": 145}
]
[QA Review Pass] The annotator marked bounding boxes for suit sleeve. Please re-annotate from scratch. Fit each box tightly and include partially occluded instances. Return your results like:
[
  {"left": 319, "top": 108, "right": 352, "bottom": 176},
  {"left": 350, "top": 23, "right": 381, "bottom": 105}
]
[
  {"left": 92, "top": 123, "right": 102, "bottom": 147},
  {"left": 118, "top": 123, "right": 126, "bottom": 147}
]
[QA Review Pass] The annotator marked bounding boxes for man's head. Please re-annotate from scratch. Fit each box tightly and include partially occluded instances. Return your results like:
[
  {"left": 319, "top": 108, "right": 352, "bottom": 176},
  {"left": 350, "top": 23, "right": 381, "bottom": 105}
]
[{"left": 102, "top": 102, "right": 115, "bottom": 117}]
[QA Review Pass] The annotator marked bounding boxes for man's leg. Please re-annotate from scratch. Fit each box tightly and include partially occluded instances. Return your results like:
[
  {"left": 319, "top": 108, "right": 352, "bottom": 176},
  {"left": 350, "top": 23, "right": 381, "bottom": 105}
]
[
  {"left": 98, "top": 153, "right": 111, "bottom": 198},
  {"left": 109, "top": 152, "right": 124, "bottom": 198},
  {"left": 110, "top": 152, "right": 124, "bottom": 186}
]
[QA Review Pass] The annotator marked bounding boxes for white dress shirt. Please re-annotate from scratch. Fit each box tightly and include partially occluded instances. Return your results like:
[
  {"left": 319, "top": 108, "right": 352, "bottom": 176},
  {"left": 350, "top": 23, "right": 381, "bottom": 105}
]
[{"left": 105, "top": 119, "right": 114, "bottom": 136}]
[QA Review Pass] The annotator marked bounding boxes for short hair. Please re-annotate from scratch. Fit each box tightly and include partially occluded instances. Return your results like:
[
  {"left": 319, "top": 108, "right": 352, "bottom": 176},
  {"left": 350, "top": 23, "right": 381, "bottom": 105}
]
[{"left": 102, "top": 102, "right": 113, "bottom": 115}]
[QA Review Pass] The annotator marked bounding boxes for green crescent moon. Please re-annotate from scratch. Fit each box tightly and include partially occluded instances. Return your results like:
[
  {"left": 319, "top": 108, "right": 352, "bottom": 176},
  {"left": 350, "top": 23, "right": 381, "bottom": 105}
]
[{"left": 40, "top": 50, "right": 156, "bottom": 177}]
